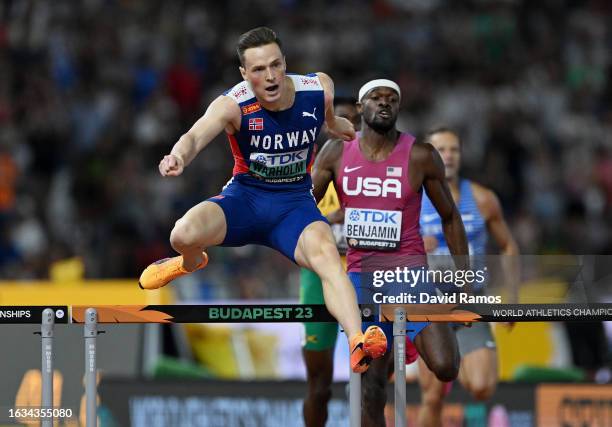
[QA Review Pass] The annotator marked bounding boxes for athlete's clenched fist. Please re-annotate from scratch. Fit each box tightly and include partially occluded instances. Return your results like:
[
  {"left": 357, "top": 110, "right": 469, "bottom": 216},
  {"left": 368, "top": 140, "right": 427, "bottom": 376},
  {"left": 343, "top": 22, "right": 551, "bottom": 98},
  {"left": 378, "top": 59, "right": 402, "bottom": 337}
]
[{"left": 159, "top": 154, "right": 184, "bottom": 177}]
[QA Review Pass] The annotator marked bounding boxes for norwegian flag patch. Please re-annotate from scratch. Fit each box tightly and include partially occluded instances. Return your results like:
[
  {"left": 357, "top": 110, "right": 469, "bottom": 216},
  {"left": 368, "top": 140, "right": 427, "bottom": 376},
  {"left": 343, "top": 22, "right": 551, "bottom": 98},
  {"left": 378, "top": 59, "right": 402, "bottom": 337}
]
[
  {"left": 248, "top": 118, "right": 264, "bottom": 131},
  {"left": 386, "top": 166, "right": 402, "bottom": 177}
]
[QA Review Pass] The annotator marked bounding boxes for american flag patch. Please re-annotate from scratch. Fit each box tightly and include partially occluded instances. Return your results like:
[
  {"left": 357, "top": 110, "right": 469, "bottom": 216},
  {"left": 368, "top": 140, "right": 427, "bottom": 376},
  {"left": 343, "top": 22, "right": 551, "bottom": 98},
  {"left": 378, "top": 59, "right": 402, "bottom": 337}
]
[
  {"left": 248, "top": 118, "right": 263, "bottom": 131},
  {"left": 387, "top": 166, "right": 402, "bottom": 177}
]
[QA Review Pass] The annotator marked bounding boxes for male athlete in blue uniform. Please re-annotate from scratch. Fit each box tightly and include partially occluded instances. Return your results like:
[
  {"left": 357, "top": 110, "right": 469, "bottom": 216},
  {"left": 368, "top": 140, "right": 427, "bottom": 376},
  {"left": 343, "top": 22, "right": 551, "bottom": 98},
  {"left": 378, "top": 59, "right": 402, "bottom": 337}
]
[
  {"left": 419, "top": 126, "right": 519, "bottom": 427},
  {"left": 138, "top": 27, "right": 387, "bottom": 372}
]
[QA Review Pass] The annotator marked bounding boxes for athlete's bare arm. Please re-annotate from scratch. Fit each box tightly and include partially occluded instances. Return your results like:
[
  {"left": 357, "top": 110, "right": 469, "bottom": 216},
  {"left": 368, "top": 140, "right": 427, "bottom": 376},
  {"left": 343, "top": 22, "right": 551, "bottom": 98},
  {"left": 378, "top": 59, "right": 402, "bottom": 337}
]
[
  {"left": 316, "top": 73, "right": 356, "bottom": 141},
  {"left": 311, "top": 139, "right": 343, "bottom": 203},
  {"left": 410, "top": 142, "right": 469, "bottom": 268},
  {"left": 159, "top": 95, "right": 242, "bottom": 176},
  {"left": 473, "top": 183, "right": 520, "bottom": 304},
  {"left": 472, "top": 184, "right": 519, "bottom": 256}
]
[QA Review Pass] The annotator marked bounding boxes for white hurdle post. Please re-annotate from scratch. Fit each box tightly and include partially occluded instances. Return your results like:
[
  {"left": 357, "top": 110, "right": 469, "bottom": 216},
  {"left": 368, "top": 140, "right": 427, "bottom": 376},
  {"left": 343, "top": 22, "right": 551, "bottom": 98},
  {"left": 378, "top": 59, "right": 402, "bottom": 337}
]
[
  {"left": 349, "top": 368, "right": 361, "bottom": 427},
  {"left": 350, "top": 306, "right": 408, "bottom": 427},
  {"left": 393, "top": 307, "right": 407, "bottom": 427},
  {"left": 40, "top": 308, "right": 55, "bottom": 427},
  {"left": 84, "top": 308, "right": 98, "bottom": 427}
]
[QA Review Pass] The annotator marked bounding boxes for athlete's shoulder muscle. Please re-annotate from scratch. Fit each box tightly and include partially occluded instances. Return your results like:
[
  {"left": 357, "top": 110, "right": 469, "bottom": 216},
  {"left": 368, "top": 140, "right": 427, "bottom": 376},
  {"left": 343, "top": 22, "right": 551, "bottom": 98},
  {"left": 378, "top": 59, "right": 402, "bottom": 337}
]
[
  {"left": 409, "top": 141, "right": 444, "bottom": 190},
  {"left": 224, "top": 80, "right": 255, "bottom": 104},
  {"left": 314, "top": 72, "right": 334, "bottom": 105},
  {"left": 410, "top": 141, "right": 440, "bottom": 171},
  {"left": 289, "top": 73, "right": 323, "bottom": 91},
  {"left": 470, "top": 182, "right": 501, "bottom": 221},
  {"left": 195, "top": 95, "right": 242, "bottom": 137},
  {"left": 315, "top": 72, "right": 332, "bottom": 90}
]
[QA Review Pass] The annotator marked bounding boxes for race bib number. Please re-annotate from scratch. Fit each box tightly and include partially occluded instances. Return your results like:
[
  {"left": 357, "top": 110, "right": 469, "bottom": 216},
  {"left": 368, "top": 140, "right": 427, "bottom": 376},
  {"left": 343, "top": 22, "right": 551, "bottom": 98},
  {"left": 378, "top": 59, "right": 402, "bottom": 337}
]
[
  {"left": 249, "top": 149, "right": 308, "bottom": 183},
  {"left": 344, "top": 207, "right": 402, "bottom": 251}
]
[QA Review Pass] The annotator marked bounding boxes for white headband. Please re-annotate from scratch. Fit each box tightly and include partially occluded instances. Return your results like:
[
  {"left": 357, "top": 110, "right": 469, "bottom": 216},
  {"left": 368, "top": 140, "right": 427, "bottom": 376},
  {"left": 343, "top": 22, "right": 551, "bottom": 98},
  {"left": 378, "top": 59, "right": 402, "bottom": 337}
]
[{"left": 358, "top": 79, "right": 401, "bottom": 102}]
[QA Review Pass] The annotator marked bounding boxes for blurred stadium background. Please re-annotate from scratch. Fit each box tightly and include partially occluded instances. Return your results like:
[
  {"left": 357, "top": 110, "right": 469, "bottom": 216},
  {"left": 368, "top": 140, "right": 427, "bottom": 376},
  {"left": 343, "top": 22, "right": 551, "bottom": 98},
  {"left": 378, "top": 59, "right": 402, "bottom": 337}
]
[{"left": 0, "top": 0, "right": 611, "bottom": 426}]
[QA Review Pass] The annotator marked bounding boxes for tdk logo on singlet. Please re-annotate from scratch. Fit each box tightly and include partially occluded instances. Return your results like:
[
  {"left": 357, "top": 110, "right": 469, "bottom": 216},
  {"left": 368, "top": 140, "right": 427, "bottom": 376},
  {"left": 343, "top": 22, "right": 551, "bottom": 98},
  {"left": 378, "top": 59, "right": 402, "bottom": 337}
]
[
  {"left": 250, "top": 149, "right": 307, "bottom": 166},
  {"left": 342, "top": 176, "right": 402, "bottom": 198},
  {"left": 250, "top": 128, "right": 318, "bottom": 150},
  {"left": 350, "top": 210, "right": 398, "bottom": 224},
  {"left": 249, "top": 148, "right": 309, "bottom": 179}
]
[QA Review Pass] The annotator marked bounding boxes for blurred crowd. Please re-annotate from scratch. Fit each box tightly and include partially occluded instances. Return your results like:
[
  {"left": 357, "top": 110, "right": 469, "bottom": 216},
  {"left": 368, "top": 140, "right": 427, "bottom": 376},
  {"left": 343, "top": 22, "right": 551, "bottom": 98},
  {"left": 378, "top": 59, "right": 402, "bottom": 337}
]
[{"left": 1, "top": 0, "right": 612, "bottom": 300}]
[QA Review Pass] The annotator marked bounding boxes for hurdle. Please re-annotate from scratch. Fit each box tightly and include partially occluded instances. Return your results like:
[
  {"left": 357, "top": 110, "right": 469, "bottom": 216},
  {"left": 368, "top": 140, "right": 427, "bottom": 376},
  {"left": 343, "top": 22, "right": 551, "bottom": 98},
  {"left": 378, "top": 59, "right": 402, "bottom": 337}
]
[
  {"left": 17, "top": 303, "right": 611, "bottom": 426},
  {"left": 39, "top": 308, "right": 54, "bottom": 427},
  {"left": 75, "top": 305, "right": 409, "bottom": 427},
  {"left": 393, "top": 307, "right": 407, "bottom": 427},
  {"left": 84, "top": 308, "right": 100, "bottom": 427},
  {"left": 348, "top": 307, "right": 406, "bottom": 427}
]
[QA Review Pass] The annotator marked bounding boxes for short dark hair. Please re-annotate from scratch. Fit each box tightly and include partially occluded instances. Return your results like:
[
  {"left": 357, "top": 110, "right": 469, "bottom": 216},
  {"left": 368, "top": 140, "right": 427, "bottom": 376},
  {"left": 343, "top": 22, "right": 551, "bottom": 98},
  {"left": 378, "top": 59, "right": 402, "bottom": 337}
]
[
  {"left": 334, "top": 96, "right": 357, "bottom": 108},
  {"left": 425, "top": 125, "right": 462, "bottom": 145},
  {"left": 237, "top": 27, "right": 282, "bottom": 66}
]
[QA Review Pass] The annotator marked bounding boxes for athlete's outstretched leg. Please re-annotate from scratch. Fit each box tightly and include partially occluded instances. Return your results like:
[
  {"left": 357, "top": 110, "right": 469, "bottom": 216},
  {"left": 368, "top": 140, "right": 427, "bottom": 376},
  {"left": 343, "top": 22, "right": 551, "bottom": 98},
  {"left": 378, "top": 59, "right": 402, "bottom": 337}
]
[
  {"left": 139, "top": 201, "right": 227, "bottom": 289},
  {"left": 294, "top": 221, "right": 387, "bottom": 372},
  {"left": 295, "top": 221, "right": 361, "bottom": 337}
]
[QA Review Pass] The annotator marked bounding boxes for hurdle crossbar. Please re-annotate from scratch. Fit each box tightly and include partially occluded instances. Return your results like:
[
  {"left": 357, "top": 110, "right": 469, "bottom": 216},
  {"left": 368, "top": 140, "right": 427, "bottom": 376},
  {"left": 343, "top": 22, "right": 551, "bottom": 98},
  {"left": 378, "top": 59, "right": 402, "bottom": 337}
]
[
  {"left": 68, "top": 303, "right": 612, "bottom": 324},
  {"left": 7, "top": 303, "right": 610, "bottom": 427}
]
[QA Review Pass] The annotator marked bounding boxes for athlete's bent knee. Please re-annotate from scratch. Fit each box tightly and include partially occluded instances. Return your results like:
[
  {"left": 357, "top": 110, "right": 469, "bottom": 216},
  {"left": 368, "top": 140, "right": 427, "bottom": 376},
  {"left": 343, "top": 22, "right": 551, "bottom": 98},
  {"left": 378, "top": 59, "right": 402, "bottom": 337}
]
[
  {"left": 307, "top": 383, "right": 332, "bottom": 407},
  {"left": 428, "top": 354, "right": 459, "bottom": 383},
  {"left": 467, "top": 376, "right": 496, "bottom": 401},
  {"left": 421, "top": 382, "right": 445, "bottom": 407},
  {"left": 170, "top": 219, "right": 200, "bottom": 251}
]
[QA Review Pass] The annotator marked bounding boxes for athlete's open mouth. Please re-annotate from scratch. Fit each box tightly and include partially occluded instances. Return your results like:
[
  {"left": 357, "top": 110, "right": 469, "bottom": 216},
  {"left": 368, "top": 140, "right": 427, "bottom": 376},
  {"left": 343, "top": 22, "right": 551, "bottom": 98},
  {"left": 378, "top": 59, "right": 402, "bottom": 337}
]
[
  {"left": 377, "top": 110, "right": 391, "bottom": 118},
  {"left": 265, "top": 84, "right": 279, "bottom": 93}
]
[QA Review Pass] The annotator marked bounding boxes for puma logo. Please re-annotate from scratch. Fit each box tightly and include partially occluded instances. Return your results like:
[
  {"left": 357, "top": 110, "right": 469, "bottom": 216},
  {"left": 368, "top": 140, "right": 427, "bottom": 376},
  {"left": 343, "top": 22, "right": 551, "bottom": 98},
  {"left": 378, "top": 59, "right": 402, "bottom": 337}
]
[{"left": 302, "top": 107, "right": 317, "bottom": 120}]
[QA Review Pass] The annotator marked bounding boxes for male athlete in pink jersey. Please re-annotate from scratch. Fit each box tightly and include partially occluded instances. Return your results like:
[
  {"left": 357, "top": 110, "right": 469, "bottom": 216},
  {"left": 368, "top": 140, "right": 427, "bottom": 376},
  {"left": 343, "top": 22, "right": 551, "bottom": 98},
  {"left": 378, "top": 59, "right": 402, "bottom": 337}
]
[{"left": 312, "top": 79, "right": 470, "bottom": 426}]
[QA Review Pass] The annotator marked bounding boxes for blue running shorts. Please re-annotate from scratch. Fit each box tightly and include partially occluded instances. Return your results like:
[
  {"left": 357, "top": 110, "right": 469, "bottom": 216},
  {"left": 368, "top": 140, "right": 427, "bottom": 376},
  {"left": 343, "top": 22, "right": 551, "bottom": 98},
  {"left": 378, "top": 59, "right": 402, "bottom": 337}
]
[{"left": 208, "top": 178, "right": 327, "bottom": 262}]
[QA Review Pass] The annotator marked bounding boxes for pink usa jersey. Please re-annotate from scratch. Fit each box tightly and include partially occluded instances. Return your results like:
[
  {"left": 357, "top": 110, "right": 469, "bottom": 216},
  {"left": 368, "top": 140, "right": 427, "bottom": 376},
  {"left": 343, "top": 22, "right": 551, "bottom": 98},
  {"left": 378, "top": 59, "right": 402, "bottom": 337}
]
[
  {"left": 223, "top": 73, "right": 325, "bottom": 191},
  {"left": 336, "top": 133, "right": 426, "bottom": 272}
]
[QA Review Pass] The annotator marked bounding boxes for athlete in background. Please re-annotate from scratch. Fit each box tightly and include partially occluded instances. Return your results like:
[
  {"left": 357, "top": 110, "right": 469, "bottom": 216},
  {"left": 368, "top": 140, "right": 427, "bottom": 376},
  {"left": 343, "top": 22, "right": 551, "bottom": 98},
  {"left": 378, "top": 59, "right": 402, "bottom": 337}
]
[
  {"left": 418, "top": 126, "right": 520, "bottom": 427},
  {"left": 301, "top": 97, "right": 360, "bottom": 427},
  {"left": 138, "top": 27, "right": 387, "bottom": 372},
  {"left": 313, "top": 80, "right": 469, "bottom": 427}
]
